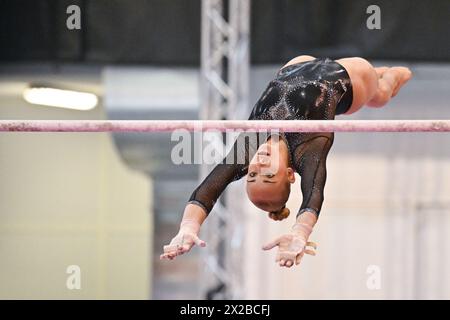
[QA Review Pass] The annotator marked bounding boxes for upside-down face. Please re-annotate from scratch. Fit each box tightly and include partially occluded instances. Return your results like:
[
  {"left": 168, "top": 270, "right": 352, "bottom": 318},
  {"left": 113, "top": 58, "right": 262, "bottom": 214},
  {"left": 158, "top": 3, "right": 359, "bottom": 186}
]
[{"left": 246, "top": 136, "right": 295, "bottom": 213}]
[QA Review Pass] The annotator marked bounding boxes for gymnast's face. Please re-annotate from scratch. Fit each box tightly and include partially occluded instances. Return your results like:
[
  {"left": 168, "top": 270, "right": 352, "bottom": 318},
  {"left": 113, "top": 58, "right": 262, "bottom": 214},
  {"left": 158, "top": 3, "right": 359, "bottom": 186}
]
[{"left": 246, "top": 136, "right": 295, "bottom": 212}]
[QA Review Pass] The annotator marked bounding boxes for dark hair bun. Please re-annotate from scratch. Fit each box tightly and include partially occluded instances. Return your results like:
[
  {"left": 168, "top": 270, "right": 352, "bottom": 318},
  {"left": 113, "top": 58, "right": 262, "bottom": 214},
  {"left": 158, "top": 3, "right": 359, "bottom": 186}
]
[{"left": 268, "top": 207, "right": 290, "bottom": 221}]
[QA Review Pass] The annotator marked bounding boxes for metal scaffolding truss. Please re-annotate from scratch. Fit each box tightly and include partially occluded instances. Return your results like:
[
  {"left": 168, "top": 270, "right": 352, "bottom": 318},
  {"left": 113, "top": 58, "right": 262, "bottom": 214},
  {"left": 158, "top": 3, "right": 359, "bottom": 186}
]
[{"left": 200, "top": 0, "right": 250, "bottom": 299}]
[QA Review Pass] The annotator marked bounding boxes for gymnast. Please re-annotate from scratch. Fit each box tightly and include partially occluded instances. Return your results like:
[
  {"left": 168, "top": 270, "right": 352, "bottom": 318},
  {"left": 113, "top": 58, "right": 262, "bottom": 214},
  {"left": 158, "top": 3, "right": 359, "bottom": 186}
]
[{"left": 161, "top": 55, "right": 412, "bottom": 268}]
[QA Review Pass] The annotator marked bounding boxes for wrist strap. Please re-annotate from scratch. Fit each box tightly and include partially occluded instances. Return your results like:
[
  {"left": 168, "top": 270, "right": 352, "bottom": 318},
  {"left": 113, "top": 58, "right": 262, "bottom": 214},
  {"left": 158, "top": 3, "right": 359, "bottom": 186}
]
[{"left": 297, "top": 208, "right": 318, "bottom": 219}]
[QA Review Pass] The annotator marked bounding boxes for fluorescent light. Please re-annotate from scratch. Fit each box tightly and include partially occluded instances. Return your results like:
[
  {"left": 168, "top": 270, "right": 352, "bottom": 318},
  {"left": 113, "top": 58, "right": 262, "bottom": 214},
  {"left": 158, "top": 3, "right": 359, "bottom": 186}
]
[{"left": 23, "top": 87, "right": 98, "bottom": 111}]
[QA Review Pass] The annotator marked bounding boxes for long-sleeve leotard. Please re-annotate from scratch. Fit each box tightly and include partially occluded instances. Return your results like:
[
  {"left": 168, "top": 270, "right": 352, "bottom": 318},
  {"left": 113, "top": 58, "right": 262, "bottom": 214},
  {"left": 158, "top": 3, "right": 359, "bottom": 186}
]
[{"left": 188, "top": 58, "right": 353, "bottom": 217}]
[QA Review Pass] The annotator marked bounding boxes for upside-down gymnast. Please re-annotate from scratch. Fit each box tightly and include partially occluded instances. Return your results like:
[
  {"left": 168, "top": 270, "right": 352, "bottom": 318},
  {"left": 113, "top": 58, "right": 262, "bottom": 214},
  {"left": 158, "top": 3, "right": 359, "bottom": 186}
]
[{"left": 161, "top": 55, "right": 412, "bottom": 268}]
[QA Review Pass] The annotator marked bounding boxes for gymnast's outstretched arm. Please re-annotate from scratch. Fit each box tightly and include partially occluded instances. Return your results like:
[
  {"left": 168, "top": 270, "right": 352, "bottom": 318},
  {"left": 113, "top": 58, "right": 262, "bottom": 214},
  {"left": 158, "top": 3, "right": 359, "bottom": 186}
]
[
  {"left": 262, "top": 135, "right": 333, "bottom": 268},
  {"left": 160, "top": 133, "right": 257, "bottom": 260}
]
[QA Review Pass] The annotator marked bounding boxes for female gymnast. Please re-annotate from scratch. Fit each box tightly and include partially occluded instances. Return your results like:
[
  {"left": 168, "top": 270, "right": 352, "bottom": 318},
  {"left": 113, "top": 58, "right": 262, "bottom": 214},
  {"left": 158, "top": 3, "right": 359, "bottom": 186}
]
[{"left": 161, "top": 55, "right": 412, "bottom": 268}]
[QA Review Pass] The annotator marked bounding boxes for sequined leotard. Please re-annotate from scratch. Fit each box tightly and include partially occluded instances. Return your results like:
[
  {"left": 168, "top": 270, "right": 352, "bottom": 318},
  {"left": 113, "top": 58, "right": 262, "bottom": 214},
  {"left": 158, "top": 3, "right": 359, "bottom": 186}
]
[{"left": 188, "top": 58, "right": 353, "bottom": 217}]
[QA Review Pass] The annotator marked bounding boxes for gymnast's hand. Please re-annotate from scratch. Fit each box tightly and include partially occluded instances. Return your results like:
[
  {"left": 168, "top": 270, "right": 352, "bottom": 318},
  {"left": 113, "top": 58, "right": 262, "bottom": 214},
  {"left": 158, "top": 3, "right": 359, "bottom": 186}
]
[
  {"left": 160, "top": 204, "right": 208, "bottom": 260},
  {"left": 160, "top": 221, "right": 206, "bottom": 260},
  {"left": 262, "top": 210, "right": 318, "bottom": 268}
]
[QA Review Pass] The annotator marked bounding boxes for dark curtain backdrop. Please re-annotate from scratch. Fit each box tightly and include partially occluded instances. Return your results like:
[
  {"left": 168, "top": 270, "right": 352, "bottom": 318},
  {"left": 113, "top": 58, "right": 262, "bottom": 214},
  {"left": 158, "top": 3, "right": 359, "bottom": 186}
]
[{"left": 1, "top": 0, "right": 449, "bottom": 65}]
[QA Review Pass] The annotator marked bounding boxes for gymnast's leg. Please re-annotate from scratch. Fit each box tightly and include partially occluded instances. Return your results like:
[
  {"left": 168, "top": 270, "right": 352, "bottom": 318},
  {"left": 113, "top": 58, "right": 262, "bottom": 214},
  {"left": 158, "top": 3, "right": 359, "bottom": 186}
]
[{"left": 336, "top": 57, "right": 412, "bottom": 114}]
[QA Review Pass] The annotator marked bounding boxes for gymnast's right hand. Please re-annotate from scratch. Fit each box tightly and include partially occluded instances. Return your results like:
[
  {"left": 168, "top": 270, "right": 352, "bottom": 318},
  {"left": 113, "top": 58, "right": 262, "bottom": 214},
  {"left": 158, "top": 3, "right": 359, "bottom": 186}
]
[{"left": 160, "top": 205, "right": 207, "bottom": 260}]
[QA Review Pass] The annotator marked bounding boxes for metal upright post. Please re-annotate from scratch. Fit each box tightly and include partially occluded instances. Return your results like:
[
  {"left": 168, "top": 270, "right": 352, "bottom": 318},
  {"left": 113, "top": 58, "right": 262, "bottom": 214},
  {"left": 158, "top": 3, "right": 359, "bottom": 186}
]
[{"left": 200, "top": 0, "right": 250, "bottom": 299}]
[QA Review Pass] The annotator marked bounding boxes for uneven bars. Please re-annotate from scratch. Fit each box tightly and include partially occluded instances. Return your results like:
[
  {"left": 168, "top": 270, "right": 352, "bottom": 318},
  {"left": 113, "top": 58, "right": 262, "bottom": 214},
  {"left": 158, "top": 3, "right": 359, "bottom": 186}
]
[{"left": 0, "top": 120, "right": 450, "bottom": 132}]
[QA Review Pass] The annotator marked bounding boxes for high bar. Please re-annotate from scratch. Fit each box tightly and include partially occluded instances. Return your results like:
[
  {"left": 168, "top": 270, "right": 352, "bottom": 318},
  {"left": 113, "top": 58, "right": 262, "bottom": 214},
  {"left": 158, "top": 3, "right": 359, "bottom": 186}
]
[{"left": 0, "top": 120, "right": 450, "bottom": 132}]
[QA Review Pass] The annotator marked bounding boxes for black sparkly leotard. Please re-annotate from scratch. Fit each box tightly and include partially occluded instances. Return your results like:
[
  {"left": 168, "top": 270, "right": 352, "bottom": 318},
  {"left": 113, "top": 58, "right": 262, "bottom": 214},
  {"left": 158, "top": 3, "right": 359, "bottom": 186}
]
[{"left": 188, "top": 57, "right": 353, "bottom": 217}]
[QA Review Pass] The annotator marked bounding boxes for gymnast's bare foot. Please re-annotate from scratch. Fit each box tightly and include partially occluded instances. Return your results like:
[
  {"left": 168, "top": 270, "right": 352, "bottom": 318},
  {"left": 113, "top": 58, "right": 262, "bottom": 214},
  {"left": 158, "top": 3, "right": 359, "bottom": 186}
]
[
  {"left": 375, "top": 66, "right": 412, "bottom": 97},
  {"left": 367, "top": 66, "right": 412, "bottom": 107},
  {"left": 390, "top": 66, "right": 412, "bottom": 96},
  {"left": 374, "top": 66, "right": 389, "bottom": 77}
]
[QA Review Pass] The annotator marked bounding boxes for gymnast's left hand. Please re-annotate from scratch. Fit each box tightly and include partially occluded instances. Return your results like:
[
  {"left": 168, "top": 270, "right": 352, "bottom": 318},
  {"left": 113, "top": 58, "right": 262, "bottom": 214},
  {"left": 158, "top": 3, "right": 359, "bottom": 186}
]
[
  {"left": 262, "top": 233, "right": 316, "bottom": 268},
  {"left": 262, "top": 210, "right": 318, "bottom": 268}
]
